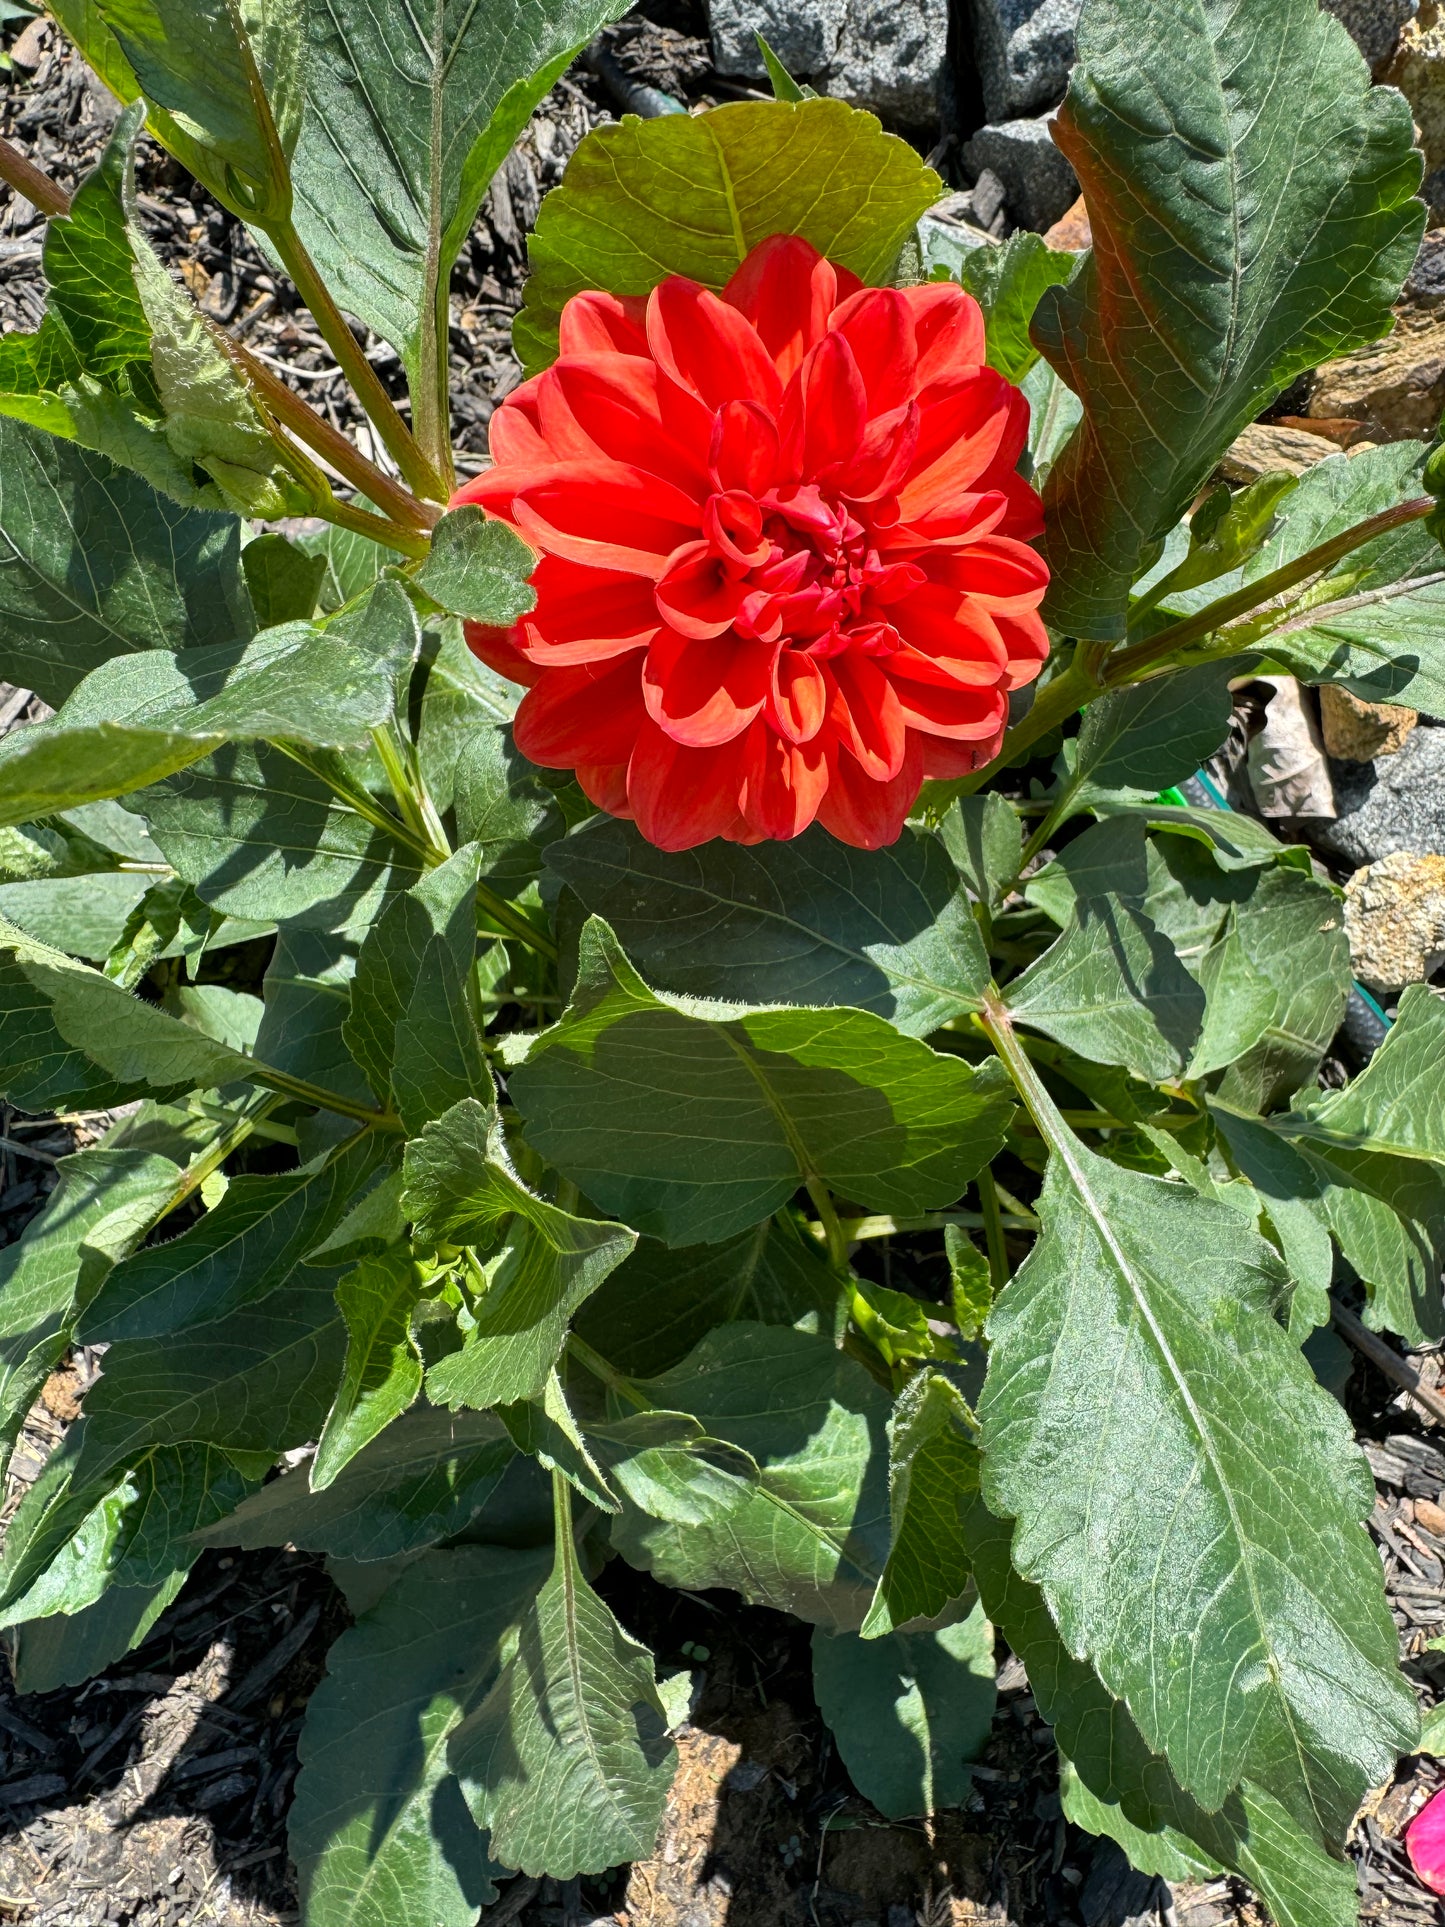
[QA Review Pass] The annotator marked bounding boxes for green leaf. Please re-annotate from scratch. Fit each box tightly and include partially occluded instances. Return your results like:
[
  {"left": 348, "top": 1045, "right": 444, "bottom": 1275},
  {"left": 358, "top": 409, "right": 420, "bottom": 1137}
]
[
  {"left": 812, "top": 1607, "right": 995, "bottom": 1819},
  {"left": 289, "top": 0, "right": 625, "bottom": 383},
  {"left": 1057, "top": 666, "right": 1236, "bottom": 820},
  {"left": 1004, "top": 897, "right": 1204, "bottom": 1081},
  {"left": 107, "top": 1443, "right": 255, "bottom": 1586},
  {"left": 451, "top": 725, "right": 562, "bottom": 899},
  {"left": 1020, "top": 357, "right": 1082, "bottom": 490},
  {"left": 0, "top": 913, "right": 255, "bottom": 1105},
  {"left": 7, "top": 1571, "right": 186, "bottom": 1694},
  {"left": 298, "top": 519, "right": 389, "bottom": 615},
  {"left": 196, "top": 1406, "right": 518, "bottom": 1561},
  {"left": 450, "top": 1506, "right": 675, "bottom": 1877},
  {"left": 402, "top": 1098, "right": 636, "bottom": 1411},
  {"left": 0, "top": 416, "right": 250, "bottom": 707},
  {"left": 957, "top": 232, "right": 1075, "bottom": 385},
  {"left": 344, "top": 847, "right": 493, "bottom": 1131},
  {"left": 0, "top": 721, "right": 218, "bottom": 833},
  {"left": 573, "top": 1213, "right": 842, "bottom": 1377},
  {"left": 311, "top": 1252, "right": 424, "bottom": 1491},
  {"left": 1035, "top": 0, "right": 1422, "bottom": 637},
  {"left": 610, "top": 1323, "right": 892, "bottom": 1630},
  {"left": 515, "top": 97, "right": 941, "bottom": 374},
  {"left": 242, "top": 533, "right": 327, "bottom": 627},
  {"left": 0, "top": 871, "right": 149, "bottom": 964},
  {"left": 254, "top": 927, "right": 373, "bottom": 1105},
  {"left": 91, "top": 0, "right": 299, "bottom": 221},
  {"left": 498, "top": 1368, "right": 617, "bottom": 1513},
  {"left": 963, "top": 1493, "right": 1360, "bottom": 1927},
  {"left": 511, "top": 918, "right": 1013, "bottom": 1246},
  {"left": 0, "top": 1145, "right": 177, "bottom": 1472},
  {"left": 291, "top": 1545, "right": 551, "bottom": 1927},
  {"left": 546, "top": 821, "right": 990, "bottom": 1038},
  {"left": 945, "top": 1224, "right": 992, "bottom": 1342},
  {"left": 136, "top": 741, "right": 425, "bottom": 930},
  {"left": 415, "top": 507, "right": 537, "bottom": 626},
  {"left": 1059, "top": 1760, "right": 1220, "bottom": 1885},
  {"left": 1293, "top": 984, "right": 1445, "bottom": 1168},
  {"left": 1142, "top": 472, "right": 1299, "bottom": 610},
  {"left": 414, "top": 625, "right": 523, "bottom": 823},
  {"left": 755, "top": 30, "right": 812, "bottom": 100},
  {"left": 861, "top": 1368, "right": 978, "bottom": 1639},
  {"left": 78, "top": 1135, "right": 382, "bottom": 1343},
  {"left": 75, "top": 1276, "right": 345, "bottom": 1494},
  {"left": 979, "top": 1130, "right": 1415, "bottom": 1839},
  {"left": 939, "top": 793, "right": 1022, "bottom": 910},
  {"left": 1208, "top": 1107, "right": 1334, "bottom": 1337}
]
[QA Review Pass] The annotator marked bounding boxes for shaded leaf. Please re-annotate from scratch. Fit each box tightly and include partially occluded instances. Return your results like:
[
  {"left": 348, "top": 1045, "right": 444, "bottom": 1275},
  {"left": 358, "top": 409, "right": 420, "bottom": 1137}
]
[
  {"left": 861, "top": 1368, "right": 978, "bottom": 1639},
  {"left": 957, "top": 231, "right": 1075, "bottom": 385},
  {"left": 241, "top": 533, "right": 327, "bottom": 627},
  {"left": 311, "top": 1252, "right": 425, "bottom": 1491},
  {"left": 511, "top": 918, "right": 1013, "bottom": 1246}
]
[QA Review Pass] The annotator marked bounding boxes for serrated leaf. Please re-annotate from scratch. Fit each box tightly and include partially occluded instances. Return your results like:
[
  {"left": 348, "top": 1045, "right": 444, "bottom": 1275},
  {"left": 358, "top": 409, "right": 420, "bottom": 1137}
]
[
  {"left": 78, "top": 1134, "right": 382, "bottom": 1343},
  {"left": 344, "top": 846, "right": 493, "bottom": 1131},
  {"left": 0, "top": 416, "right": 250, "bottom": 708},
  {"left": 403, "top": 1099, "right": 636, "bottom": 1412},
  {"left": 1004, "top": 896, "right": 1204, "bottom": 1080},
  {"left": 511, "top": 918, "right": 1013, "bottom": 1246},
  {"left": 498, "top": 1368, "right": 617, "bottom": 1513},
  {"left": 813, "top": 1606, "right": 995, "bottom": 1819},
  {"left": 290, "top": 0, "right": 625, "bottom": 387},
  {"left": 515, "top": 96, "right": 941, "bottom": 374},
  {"left": 0, "top": 1144, "right": 177, "bottom": 1473},
  {"left": 957, "top": 231, "right": 1075, "bottom": 385},
  {"left": 450, "top": 1508, "right": 675, "bottom": 1877},
  {"left": 75, "top": 1277, "right": 345, "bottom": 1494},
  {"left": 414, "top": 625, "right": 523, "bottom": 823},
  {"left": 0, "top": 872, "right": 149, "bottom": 964},
  {"left": 1059, "top": 1758, "right": 1220, "bottom": 1884},
  {"left": 590, "top": 1410, "right": 759, "bottom": 1527},
  {"left": 573, "top": 1213, "right": 842, "bottom": 1378},
  {"left": 979, "top": 1129, "right": 1415, "bottom": 1839},
  {"left": 963, "top": 1494, "right": 1360, "bottom": 1926},
  {"left": 945, "top": 1224, "right": 992, "bottom": 1343},
  {"left": 1208, "top": 1106, "right": 1334, "bottom": 1337},
  {"left": 1035, "top": 0, "right": 1423, "bottom": 636},
  {"left": 450, "top": 724, "right": 562, "bottom": 899},
  {"left": 610, "top": 1323, "right": 891, "bottom": 1630},
  {"left": 310, "top": 1252, "right": 425, "bottom": 1491},
  {"left": 291, "top": 1545, "right": 551, "bottom": 1927},
  {"left": 546, "top": 820, "right": 989, "bottom": 1038},
  {"left": 862, "top": 1368, "right": 978, "bottom": 1639},
  {"left": 196, "top": 1406, "right": 518, "bottom": 1561},
  {"left": 136, "top": 741, "right": 424, "bottom": 930},
  {"left": 415, "top": 507, "right": 537, "bottom": 626}
]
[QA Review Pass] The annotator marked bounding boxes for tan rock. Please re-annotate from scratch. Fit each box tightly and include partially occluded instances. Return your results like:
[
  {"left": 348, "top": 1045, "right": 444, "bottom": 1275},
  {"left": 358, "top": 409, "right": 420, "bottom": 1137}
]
[
  {"left": 1344, "top": 850, "right": 1445, "bottom": 991},
  {"left": 1218, "top": 422, "right": 1337, "bottom": 483},
  {"left": 1307, "top": 304, "right": 1445, "bottom": 442},
  {"left": 1319, "top": 683, "right": 1419, "bottom": 761},
  {"left": 1415, "top": 1496, "right": 1445, "bottom": 1538},
  {"left": 1386, "top": 0, "right": 1445, "bottom": 173}
]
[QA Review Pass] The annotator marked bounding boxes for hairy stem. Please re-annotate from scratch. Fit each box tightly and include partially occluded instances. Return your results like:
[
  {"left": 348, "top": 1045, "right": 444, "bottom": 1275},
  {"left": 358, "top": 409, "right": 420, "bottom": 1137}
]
[
  {"left": 566, "top": 1333, "right": 651, "bottom": 1409},
  {"left": 267, "top": 219, "right": 446, "bottom": 504},
  {"left": 1104, "top": 495, "right": 1435, "bottom": 684},
  {"left": 323, "top": 497, "right": 431, "bottom": 559}
]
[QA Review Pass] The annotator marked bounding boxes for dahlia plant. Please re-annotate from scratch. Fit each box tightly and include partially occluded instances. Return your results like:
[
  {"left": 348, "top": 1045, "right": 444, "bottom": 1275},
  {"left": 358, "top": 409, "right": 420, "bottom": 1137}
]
[{"left": 0, "top": 0, "right": 1441, "bottom": 1921}]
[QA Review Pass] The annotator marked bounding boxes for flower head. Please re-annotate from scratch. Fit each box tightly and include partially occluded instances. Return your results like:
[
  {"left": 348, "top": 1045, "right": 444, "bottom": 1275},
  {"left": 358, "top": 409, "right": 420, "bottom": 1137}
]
[{"left": 456, "top": 235, "right": 1049, "bottom": 851}]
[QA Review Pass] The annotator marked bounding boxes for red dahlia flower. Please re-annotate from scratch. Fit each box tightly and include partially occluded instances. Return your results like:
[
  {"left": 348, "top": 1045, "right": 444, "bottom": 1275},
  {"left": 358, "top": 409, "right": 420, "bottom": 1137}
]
[{"left": 455, "top": 234, "right": 1049, "bottom": 851}]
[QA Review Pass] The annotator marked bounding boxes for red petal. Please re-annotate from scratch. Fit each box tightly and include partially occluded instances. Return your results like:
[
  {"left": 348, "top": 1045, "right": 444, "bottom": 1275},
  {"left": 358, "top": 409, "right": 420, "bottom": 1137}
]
[
  {"left": 703, "top": 491, "right": 770, "bottom": 567},
  {"left": 513, "top": 656, "right": 645, "bottom": 768},
  {"left": 740, "top": 718, "right": 828, "bottom": 839},
  {"left": 464, "top": 621, "right": 540, "bottom": 687},
  {"left": 546, "top": 355, "right": 712, "bottom": 494},
  {"left": 576, "top": 760, "right": 632, "bottom": 818},
  {"left": 767, "top": 649, "right": 828, "bottom": 744},
  {"left": 897, "top": 372, "right": 1017, "bottom": 521},
  {"left": 786, "top": 331, "right": 868, "bottom": 482},
  {"left": 509, "top": 461, "right": 702, "bottom": 577},
  {"left": 655, "top": 542, "right": 748, "bottom": 640},
  {"left": 1408, "top": 1787, "right": 1445, "bottom": 1896},
  {"left": 888, "top": 584, "right": 1009, "bottom": 684},
  {"left": 486, "top": 387, "right": 550, "bottom": 465},
  {"left": 888, "top": 662, "right": 1007, "bottom": 739},
  {"left": 648, "top": 278, "right": 782, "bottom": 412},
  {"left": 815, "top": 737, "right": 922, "bottom": 849},
  {"left": 828, "top": 287, "right": 917, "bottom": 417},
  {"left": 994, "top": 609, "right": 1051, "bottom": 689},
  {"left": 903, "top": 282, "right": 986, "bottom": 384},
  {"left": 627, "top": 718, "right": 749, "bottom": 849},
  {"left": 516, "top": 556, "right": 660, "bottom": 667},
  {"left": 920, "top": 732, "right": 997, "bottom": 779},
  {"left": 922, "top": 534, "right": 1049, "bottom": 612},
  {"left": 710, "top": 399, "right": 781, "bottom": 494},
  {"left": 642, "top": 628, "right": 771, "bottom": 746},
  {"left": 723, "top": 233, "right": 838, "bottom": 381},
  {"left": 828, "top": 650, "right": 906, "bottom": 780},
  {"left": 558, "top": 290, "right": 650, "bottom": 358}
]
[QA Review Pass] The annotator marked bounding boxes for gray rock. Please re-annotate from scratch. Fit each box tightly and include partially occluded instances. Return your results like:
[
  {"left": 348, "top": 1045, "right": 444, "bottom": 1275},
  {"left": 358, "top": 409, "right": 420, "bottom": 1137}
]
[
  {"left": 963, "top": 114, "right": 1078, "bottom": 232},
  {"left": 706, "top": 0, "right": 948, "bottom": 125},
  {"left": 967, "top": 0, "right": 1082, "bottom": 121},
  {"left": 1320, "top": 0, "right": 1417, "bottom": 73},
  {"left": 707, "top": 0, "right": 848, "bottom": 80},
  {"left": 1406, "top": 228, "right": 1445, "bottom": 302},
  {"left": 1315, "top": 722, "right": 1445, "bottom": 866}
]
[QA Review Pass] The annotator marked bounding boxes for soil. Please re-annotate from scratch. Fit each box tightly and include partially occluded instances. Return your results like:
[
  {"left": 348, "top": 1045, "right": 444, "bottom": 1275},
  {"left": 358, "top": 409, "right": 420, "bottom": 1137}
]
[{"left": 1, "top": 6, "right": 1444, "bottom": 1925}]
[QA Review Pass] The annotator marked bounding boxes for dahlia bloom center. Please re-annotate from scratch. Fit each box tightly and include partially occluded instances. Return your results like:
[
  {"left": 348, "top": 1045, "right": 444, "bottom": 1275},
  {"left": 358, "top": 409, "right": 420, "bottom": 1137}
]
[{"left": 456, "top": 234, "right": 1051, "bottom": 852}]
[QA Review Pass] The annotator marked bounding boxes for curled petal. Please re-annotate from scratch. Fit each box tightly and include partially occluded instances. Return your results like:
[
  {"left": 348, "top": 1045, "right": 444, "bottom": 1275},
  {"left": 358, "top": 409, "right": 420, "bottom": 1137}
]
[
  {"left": 828, "top": 287, "right": 917, "bottom": 417},
  {"left": 920, "top": 732, "right": 998, "bottom": 780},
  {"left": 464, "top": 621, "right": 540, "bottom": 688},
  {"left": 889, "top": 659, "right": 1008, "bottom": 739},
  {"left": 903, "top": 282, "right": 987, "bottom": 384},
  {"left": 740, "top": 718, "right": 829, "bottom": 840},
  {"left": 648, "top": 278, "right": 782, "bottom": 412},
  {"left": 642, "top": 628, "right": 771, "bottom": 745},
  {"left": 816, "top": 737, "right": 923, "bottom": 850},
  {"left": 655, "top": 541, "right": 748, "bottom": 639},
  {"left": 710, "top": 400, "right": 781, "bottom": 495},
  {"left": 995, "top": 609, "right": 1052, "bottom": 688},
  {"left": 576, "top": 759, "right": 632, "bottom": 818},
  {"left": 898, "top": 372, "right": 1017, "bottom": 521},
  {"left": 627, "top": 718, "right": 750, "bottom": 850},
  {"left": 828, "top": 650, "right": 906, "bottom": 780},
  {"left": 558, "top": 289, "right": 650, "bottom": 358},
  {"left": 889, "top": 583, "right": 1010, "bottom": 684},
  {"left": 516, "top": 556, "right": 660, "bottom": 668},
  {"left": 703, "top": 491, "right": 770, "bottom": 567},
  {"left": 779, "top": 331, "right": 868, "bottom": 481},
  {"left": 546, "top": 354, "right": 713, "bottom": 492},
  {"left": 767, "top": 648, "right": 828, "bottom": 744},
  {"left": 723, "top": 233, "right": 846, "bottom": 380}
]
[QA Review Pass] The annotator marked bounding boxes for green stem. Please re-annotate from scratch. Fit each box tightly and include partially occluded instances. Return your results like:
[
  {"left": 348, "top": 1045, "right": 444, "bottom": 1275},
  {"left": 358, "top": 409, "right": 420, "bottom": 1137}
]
[
  {"left": 806, "top": 1177, "right": 851, "bottom": 1273},
  {"left": 323, "top": 497, "right": 431, "bottom": 560},
  {"left": 271, "top": 742, "right": 435, "bottom": 862},
  {"left": 552, "top": 1463, "right": 573, "bottom": 1553},
  {"left": 150, "top": 1089, "right": 284, "bottom": 1227},
  {"left": 977, "top": 1164, "right": 1010, "bottom": 1295},
  {"left": 837, "top": 1207, "right": 1036, "bottom": 1239},
  {"left": 267, "top": 219, "right": 446, "bottom": 504},
  {"left": 371, "top": 724, "right": 443, "bottom": 852},
  {"left": 250, "top": 1062, "right": 402, "bottom": 1130},
  {"left": 1104, "top": 495, "right": 1435, "bottom": 685},
  {"left": 566, "top": 1333, "right": 650, "bottom": 1410},
  {"left": 415, "top": 270, "right": 455, "bottom": 501},
  {"left": 476, "top": 886, "right": 559, "bottom": 962}
]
